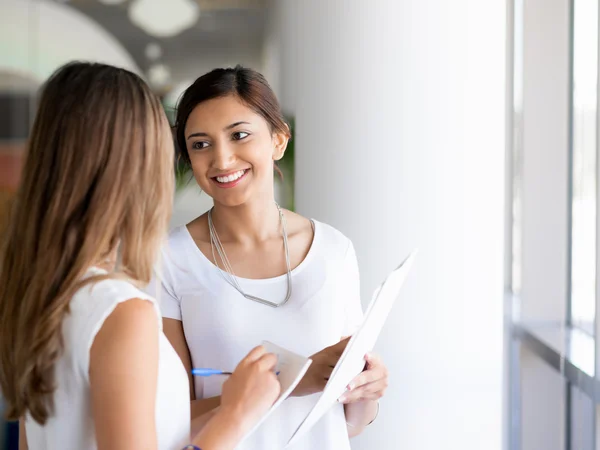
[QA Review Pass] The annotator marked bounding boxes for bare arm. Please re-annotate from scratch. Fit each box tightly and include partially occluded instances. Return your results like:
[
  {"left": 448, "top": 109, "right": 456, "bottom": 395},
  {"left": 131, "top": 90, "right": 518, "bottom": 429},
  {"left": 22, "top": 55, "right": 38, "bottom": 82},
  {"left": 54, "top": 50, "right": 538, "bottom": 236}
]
[
  {"left": 190, "top": 397, "right": 221, "bottom": 437},
  {"left": 90, "top": 299, "right": 260, "bottom": 450},
  {"left": 162, "top": 319, "right": 194, "bottom": 399},
  {"left": 90, "top": 299, "right": 160, "bottom": 450},
  {"left": 18, "top": 419, "right": 28, "bottom": 450},
  {"left": 162, "top": 318, "right": 221, "bottom": 428},
  {"left": 344, "top": 401, "right": 379, "bottom": 438},
  {"left": 341, "top": 353, "right": 387, "bottom": 438}
]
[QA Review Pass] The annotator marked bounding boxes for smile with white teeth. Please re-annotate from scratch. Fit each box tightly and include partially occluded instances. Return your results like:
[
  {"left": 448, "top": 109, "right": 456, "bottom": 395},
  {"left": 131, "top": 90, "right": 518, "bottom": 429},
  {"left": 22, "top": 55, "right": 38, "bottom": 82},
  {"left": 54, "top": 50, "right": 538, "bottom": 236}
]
[{"left": 215, "top": 169, "right": 246, "bottom": 183}]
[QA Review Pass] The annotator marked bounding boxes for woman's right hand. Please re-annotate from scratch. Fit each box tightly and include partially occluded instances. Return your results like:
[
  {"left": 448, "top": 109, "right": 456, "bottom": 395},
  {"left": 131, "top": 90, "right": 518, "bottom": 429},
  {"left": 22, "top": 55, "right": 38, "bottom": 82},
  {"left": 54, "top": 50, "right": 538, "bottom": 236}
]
[
  {"left": 291, "top": 337, "right": 351, "bottom": 397},
  {"left": 190, "top": 346, "right": 280, "bottom": 449},
  {"left": 219, "top": 346, "right": 281, "bottom": 433}
]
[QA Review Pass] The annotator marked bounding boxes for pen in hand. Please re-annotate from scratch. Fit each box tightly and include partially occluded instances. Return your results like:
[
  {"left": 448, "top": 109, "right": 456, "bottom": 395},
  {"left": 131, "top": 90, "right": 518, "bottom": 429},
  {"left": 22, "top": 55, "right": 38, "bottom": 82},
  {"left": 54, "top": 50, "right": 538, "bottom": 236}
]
[
  {"left": 191, "top": 369, "right": 233, "bottom": 377},
  {"left": 191, "top": 368, "right": 280, "bottom": 377}
]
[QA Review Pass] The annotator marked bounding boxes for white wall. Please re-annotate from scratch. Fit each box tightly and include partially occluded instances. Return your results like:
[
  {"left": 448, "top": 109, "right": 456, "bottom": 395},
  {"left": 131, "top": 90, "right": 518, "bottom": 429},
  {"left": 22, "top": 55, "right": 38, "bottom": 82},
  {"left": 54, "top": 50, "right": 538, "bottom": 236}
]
[{"left": 275, "top": 1, "right": 506, "bottom": 449}]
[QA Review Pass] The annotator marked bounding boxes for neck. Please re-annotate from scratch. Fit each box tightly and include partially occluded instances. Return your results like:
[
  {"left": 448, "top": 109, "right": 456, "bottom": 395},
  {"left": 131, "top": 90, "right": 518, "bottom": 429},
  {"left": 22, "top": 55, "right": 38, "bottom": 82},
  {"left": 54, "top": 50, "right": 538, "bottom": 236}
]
[{"left": 210, "top": 197, "right": 281, "bottom": 244}]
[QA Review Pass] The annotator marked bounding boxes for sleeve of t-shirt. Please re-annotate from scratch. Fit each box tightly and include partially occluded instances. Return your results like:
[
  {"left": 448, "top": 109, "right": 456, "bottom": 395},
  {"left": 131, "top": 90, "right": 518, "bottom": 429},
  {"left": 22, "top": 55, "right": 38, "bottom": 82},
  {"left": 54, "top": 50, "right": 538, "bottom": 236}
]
[
  {"left": 145, "top": 252, "right": 182, "bottom": 321},
  {"left": 74, "top": 279, "right": 161, "bottom": 380},
  {"left": 341, "top": 240, "right": 364, "bottom": 336}
]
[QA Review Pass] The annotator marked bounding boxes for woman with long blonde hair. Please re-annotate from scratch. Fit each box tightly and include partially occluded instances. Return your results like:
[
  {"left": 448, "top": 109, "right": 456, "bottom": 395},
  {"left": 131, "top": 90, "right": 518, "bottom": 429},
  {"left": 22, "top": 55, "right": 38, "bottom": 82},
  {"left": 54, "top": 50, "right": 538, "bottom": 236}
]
[{"left": 0, "top": 61, "right": 280, "bottom": 450}]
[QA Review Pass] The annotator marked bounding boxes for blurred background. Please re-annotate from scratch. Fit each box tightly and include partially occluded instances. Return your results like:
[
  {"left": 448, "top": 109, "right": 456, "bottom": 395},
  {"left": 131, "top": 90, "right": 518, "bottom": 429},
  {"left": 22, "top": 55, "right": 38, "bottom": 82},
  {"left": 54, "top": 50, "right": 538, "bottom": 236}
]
[{"left": 1, "top": 0, "right": 598, "bottom": 449}]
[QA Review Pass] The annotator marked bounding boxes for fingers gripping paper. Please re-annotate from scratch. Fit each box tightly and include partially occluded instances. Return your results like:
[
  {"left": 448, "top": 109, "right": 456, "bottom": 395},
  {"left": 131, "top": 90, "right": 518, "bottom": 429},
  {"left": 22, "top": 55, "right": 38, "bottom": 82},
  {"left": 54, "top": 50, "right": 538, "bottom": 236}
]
[
  {"left": 286, "top": 250, "right": 417, "bottom": 447},
  {"left": 238, "top": 341, "right": 313, "bottom": 445}
]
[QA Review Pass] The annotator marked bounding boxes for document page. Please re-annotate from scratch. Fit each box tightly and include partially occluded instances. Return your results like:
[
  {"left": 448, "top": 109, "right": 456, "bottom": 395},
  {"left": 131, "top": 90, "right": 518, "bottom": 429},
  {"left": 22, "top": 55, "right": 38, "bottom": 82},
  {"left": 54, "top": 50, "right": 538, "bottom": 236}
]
[
  {"left": 239, "top": 340, "right": 313, "bottom": 443},
  {"left": 286, "top": 250, "right": 418, "bottom": 447}
]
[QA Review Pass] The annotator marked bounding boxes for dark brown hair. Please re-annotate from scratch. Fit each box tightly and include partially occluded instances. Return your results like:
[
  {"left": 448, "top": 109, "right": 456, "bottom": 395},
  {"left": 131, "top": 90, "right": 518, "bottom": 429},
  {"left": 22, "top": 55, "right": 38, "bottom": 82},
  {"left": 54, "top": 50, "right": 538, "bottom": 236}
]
[
  {"left": 0, "top": 62, "right": 174, "bottom": 424},
  {"left": 175, "top": 65, "right": 290, "bottom": 168}
]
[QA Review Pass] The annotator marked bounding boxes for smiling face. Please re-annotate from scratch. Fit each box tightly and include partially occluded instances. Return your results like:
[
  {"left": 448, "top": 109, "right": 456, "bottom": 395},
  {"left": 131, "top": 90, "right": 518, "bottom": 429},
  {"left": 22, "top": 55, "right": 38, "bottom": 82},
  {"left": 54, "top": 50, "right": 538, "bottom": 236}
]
[{"left": 184, "top": 95, "right": 288, "bottom": 207}]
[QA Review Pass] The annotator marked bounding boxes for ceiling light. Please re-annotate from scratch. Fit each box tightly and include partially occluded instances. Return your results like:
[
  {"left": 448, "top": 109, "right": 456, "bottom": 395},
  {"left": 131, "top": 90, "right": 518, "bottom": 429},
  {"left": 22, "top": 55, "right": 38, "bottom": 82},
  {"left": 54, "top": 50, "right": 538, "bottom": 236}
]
[
  {"left": 128, "top": 0, "right": 200, "bottom": 38},
  {"left": 147, "top": 63, "right": 171, "bottom": 89},
  {"left": 145, "top": 42, "right": 162, "bottom": 61}
]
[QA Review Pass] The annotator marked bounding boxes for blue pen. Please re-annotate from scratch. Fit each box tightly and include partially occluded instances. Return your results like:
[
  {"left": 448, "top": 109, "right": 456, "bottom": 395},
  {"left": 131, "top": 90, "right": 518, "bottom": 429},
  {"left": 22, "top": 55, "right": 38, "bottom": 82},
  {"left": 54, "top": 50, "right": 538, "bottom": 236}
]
[
  {"left": 191, "top": 368, "right": 233, "bottom": 377},
  {"left": 191, "top": 368, "right": 280, "bottom": 377}
]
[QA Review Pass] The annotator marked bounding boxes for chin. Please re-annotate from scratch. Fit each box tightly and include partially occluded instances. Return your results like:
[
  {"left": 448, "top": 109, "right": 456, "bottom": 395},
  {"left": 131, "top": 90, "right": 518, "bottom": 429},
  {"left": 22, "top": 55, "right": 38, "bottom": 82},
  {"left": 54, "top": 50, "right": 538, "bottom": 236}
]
[
  {"left": 209, "top": 191, "right": 253, "bottom": 208},
  {"left": 214, "top": 197, "right": 248, "bottom": 208}
]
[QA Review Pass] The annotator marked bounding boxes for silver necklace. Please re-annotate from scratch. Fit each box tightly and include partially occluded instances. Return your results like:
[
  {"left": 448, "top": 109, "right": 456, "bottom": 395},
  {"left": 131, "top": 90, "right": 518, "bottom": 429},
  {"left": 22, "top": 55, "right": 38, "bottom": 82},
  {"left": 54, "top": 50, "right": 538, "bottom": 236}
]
[{"left": 207, "top": 203, "right": 293, "bottom": 308}]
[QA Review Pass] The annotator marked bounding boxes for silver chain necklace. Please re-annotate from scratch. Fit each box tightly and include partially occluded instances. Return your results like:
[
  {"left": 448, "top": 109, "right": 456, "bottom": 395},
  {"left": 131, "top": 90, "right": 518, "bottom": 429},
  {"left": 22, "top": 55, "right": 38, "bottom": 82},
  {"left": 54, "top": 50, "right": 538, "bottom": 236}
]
[{"left": 207, "top": 203, "right": 293, "bottom": 308}]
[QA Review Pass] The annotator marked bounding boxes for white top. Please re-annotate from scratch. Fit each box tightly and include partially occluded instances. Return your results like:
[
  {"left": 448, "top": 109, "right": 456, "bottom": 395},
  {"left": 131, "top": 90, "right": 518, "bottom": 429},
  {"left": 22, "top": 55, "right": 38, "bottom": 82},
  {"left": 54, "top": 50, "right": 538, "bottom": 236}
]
[
  {"left": 25, "top": 269, "right": 190, "bottom": 450},
  {"left": 148, "top": 220, "right": 364, "bottom": 450}
]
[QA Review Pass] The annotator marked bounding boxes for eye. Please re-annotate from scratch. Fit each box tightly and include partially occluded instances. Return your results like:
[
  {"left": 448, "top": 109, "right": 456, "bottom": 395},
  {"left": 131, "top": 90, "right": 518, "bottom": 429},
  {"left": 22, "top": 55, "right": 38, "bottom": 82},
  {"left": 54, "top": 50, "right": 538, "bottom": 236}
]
[
  {"left": 232, "top": 131, "right": 250, "bottom": 141},
  {"left": 192, "top": 141, "right": 209, "bottom": 150}
]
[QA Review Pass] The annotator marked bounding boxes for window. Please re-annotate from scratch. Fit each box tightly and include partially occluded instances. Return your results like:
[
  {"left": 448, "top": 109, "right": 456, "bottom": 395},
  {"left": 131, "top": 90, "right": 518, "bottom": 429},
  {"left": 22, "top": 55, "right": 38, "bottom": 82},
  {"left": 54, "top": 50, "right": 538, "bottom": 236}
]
[
  {"left": 511, "top": 0, "right": 524, "bottom": 300},
  {"left": 510, "top": 0, "right": 600, "bottom": 448},
  {"left": 570, "top": 0, "right": 599, "bottom": 335}
]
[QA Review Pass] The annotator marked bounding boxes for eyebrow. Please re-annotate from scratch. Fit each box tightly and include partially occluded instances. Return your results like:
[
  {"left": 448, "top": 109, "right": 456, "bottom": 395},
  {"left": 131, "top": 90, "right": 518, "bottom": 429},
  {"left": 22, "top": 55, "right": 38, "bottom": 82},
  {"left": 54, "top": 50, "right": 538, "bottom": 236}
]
[{"left": 186, "top": 121, "right": 250, "bottom": 140}]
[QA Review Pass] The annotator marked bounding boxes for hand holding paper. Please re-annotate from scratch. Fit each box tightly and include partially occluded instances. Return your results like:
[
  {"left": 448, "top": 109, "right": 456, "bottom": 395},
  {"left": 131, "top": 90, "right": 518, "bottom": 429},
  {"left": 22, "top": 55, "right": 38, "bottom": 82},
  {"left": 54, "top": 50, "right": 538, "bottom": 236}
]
[
  {"left": 219, "top": 345, "right": 281, "bottom": 433},
  {"left": 237, "top": 341, "right": 312, "bottom": 445},
  {"left": 291, "top": 337, "right": 350, "bottom": 397},
  {"left": 339, "top": 352, "right": 388, "bottom": 404},
  {"left": 287, "top": 249, "right": 417, "bottom": 446},
  {"left": 230, "top": 250, "right": 417, "bottom": 447}
]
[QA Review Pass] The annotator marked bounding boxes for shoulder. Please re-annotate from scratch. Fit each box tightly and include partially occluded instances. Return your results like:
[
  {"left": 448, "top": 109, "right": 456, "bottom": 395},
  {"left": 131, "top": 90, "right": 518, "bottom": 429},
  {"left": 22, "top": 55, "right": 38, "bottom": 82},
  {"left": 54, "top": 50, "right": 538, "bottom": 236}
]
[
  {"left": 72, "top": 273, "right": 155, "bottom": 309},
  {"left": 70, "top": 274, "right": 161, "bottom": 331},
  {"left": 284, "top": 210, "right": 354, "bottom": 258},
  {"left": 282, "top": 210, "right": 314, "bottom": 244},
  {"left": 157, "top": 225, "right": 198, "bottom": 275},
  {"left": 162, "top": 217, "right": 213, "bottom": 260},
  {"left": 90, "top": 298, "right": 159, "bottom": 360},
  {"left": 149, "top": 224, "right": 205, "bottom": 298},
  {"left": 165, "top": 224, "right": 195, "bottom": 253},
  {"left": 313, "top": 220, "right": 354, "bottom": 257},
  {"left": 68, "top": 272, "right": 162, "bottom": 375}
]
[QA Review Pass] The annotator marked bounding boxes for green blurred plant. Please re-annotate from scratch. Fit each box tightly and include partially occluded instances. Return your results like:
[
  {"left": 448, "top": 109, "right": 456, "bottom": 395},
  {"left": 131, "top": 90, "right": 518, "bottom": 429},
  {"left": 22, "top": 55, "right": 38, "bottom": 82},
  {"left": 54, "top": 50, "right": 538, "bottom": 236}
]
[{"left": 277, "top": 116, "right": 295, "bottom": 211}]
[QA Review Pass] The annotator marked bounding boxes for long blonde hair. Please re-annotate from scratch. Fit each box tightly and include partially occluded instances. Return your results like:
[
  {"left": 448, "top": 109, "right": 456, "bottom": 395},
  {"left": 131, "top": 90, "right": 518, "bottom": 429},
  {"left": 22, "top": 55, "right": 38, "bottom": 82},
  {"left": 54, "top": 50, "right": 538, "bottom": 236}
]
[{"left": 0, "top": 62, "right": 174, "bottom": 424}]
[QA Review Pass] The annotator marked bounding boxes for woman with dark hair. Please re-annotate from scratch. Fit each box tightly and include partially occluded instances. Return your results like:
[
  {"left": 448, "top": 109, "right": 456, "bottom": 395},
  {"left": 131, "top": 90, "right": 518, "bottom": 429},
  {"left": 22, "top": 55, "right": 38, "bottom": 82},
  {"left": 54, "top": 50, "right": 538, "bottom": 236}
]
[{"left": 152, "top": 66, "right": 389, "bottom": 449}]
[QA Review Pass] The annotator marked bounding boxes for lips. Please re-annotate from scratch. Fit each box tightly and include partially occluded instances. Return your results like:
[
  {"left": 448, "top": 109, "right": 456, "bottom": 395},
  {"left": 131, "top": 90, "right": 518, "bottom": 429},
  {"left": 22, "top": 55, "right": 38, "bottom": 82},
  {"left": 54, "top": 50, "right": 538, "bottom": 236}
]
[
  {"left": 214, "top": 169, "right": 246, "bottom": 184},
  {"left": 211, "top": 169, "right": 250, "bottom": 188}
]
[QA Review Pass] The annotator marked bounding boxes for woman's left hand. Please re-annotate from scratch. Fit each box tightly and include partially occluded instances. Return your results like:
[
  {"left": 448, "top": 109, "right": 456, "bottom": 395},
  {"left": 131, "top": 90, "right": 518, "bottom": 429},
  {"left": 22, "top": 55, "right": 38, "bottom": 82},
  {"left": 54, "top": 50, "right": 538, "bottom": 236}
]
[{"left": 338, "top": 353, "right": 388, "bottom": 404}]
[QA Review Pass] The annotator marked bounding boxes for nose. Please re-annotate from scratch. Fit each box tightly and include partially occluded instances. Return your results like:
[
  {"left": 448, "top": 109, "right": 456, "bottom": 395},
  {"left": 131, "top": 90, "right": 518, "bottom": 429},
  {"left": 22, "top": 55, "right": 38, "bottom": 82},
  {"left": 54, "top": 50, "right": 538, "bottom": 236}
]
[{"left": 211, "top": 141, "right": 236, "bottom": 171}]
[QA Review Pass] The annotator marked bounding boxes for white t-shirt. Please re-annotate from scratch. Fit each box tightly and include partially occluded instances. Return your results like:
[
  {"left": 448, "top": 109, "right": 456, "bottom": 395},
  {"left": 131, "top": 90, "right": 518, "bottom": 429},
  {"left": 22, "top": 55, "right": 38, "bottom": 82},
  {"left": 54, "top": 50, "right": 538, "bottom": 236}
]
[
  {"left": 25, "top": 269, "right": 190, "bottom": 450},
  {"left": 148, "top": 220, "right": 364, "bottom": 450}
]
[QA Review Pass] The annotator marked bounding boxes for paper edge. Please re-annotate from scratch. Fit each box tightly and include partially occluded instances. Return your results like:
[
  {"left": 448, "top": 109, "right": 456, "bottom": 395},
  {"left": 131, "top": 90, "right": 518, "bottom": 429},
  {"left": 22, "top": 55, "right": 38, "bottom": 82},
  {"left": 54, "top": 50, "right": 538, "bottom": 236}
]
[{"left": 239, "top": 344, "right": 313, "bottom": 444}]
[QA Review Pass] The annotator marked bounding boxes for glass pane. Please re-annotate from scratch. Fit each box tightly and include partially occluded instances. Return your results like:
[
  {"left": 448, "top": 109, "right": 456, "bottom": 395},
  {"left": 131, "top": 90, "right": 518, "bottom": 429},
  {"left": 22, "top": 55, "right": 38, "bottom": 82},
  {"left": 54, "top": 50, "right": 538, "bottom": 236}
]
[
  {"left": 570, "top": 385, "right": 594, "bottom": 450},
  {"left": 571, "top": 0, "right": 598, "bottom": 334},
  {"left": 596, "top": 405, "right": 600, "bottom": 449},
  {"left": 512, "top": 0, "right": 524, "bottom": 299}
]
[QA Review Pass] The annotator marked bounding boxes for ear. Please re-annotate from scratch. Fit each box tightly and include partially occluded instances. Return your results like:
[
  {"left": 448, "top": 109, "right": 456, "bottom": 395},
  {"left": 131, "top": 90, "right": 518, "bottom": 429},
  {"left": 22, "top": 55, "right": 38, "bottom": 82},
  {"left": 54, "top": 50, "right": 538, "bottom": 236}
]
[{"left": 272, "top": 129, "right": 290, "bottom": 162}]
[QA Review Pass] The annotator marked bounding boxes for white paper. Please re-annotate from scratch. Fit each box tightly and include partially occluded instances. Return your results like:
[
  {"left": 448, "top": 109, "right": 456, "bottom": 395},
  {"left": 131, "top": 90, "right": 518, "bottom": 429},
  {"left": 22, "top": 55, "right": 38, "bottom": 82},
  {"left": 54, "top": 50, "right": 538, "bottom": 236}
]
[
  {"left": 239, "top": 341, "right": 312, "bottom": 444},
  {"left": 286, "top": 250, "right": 418, "bottom": 447}
]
